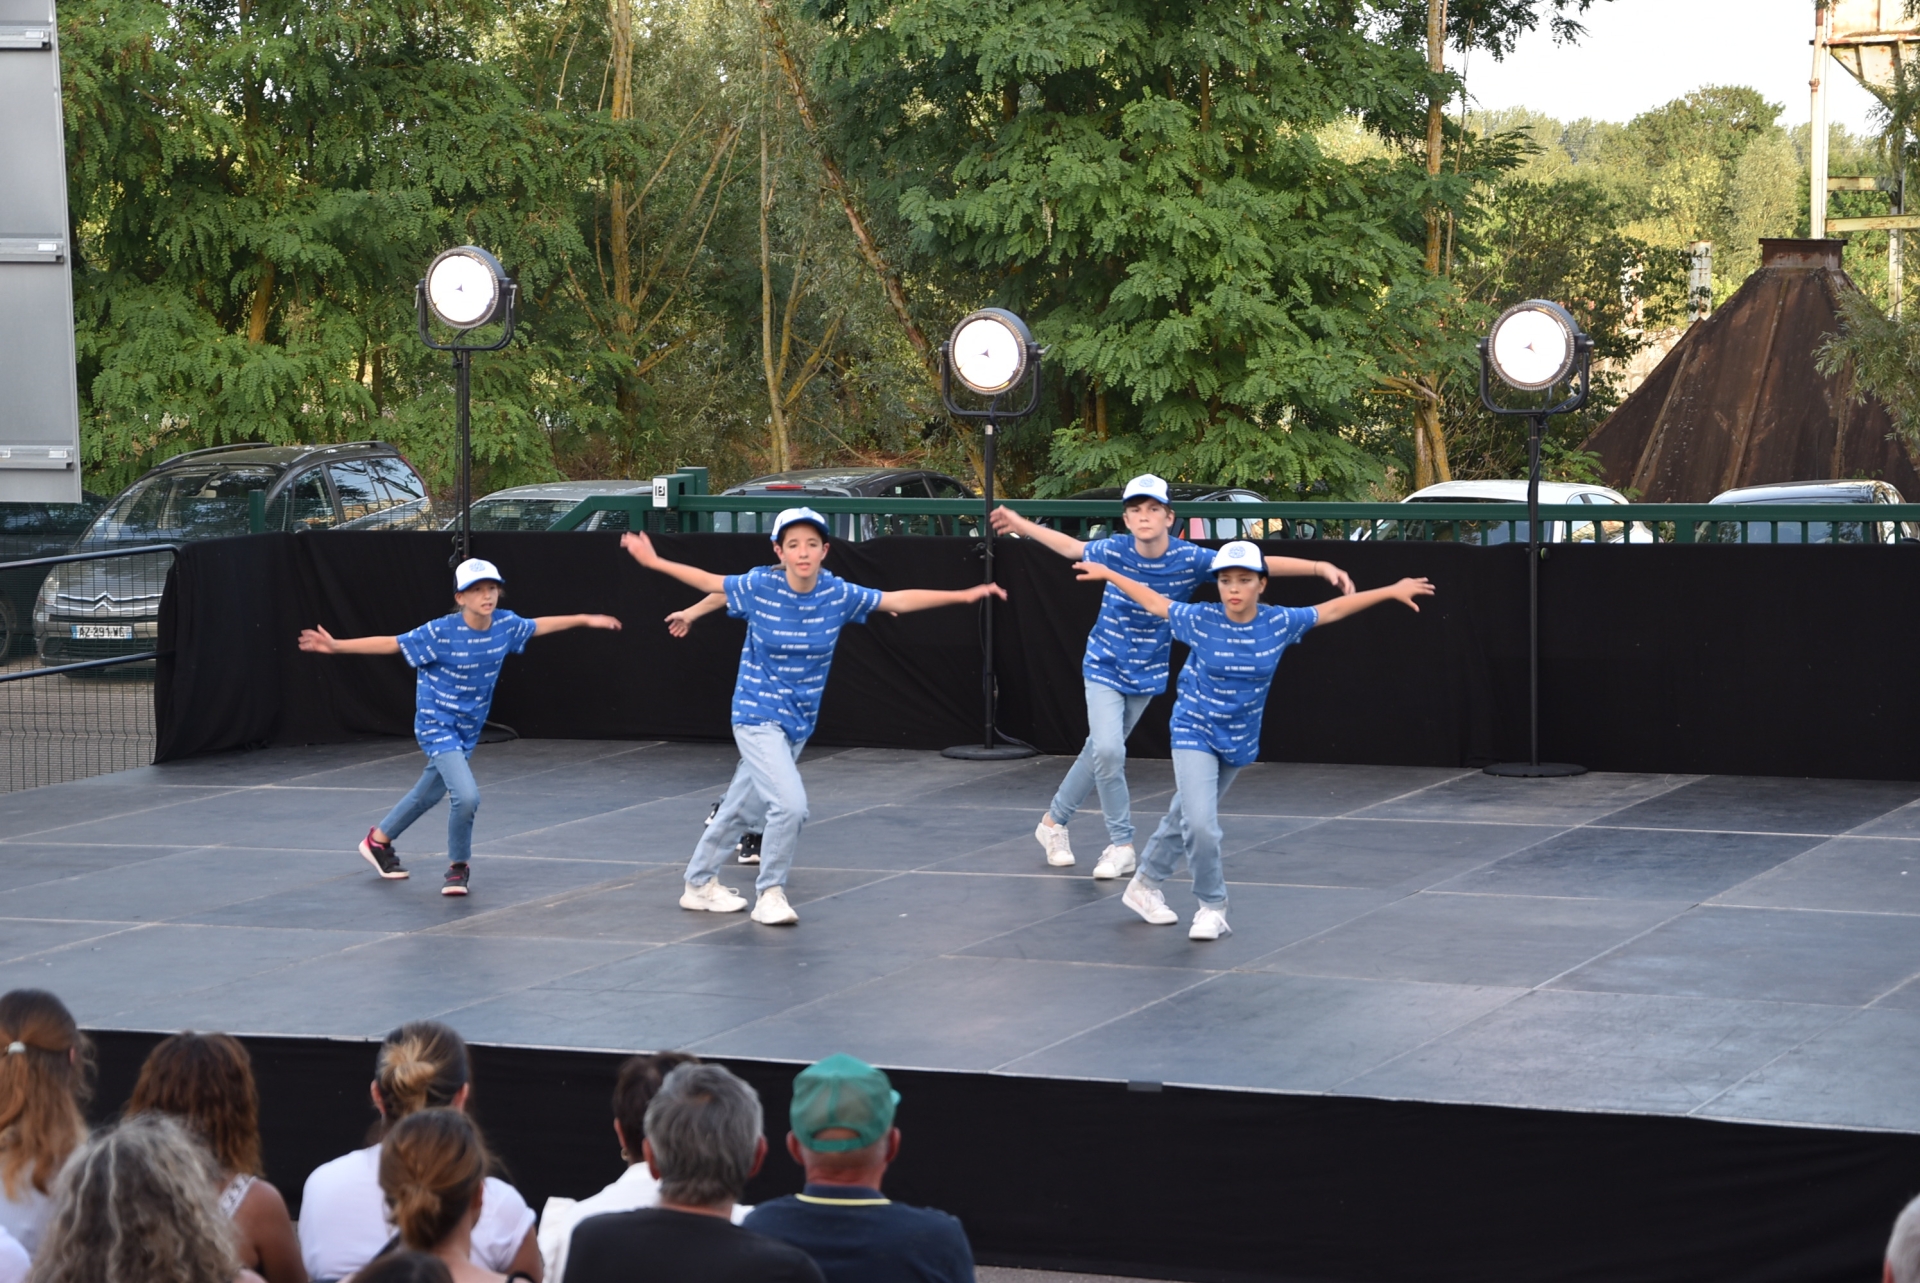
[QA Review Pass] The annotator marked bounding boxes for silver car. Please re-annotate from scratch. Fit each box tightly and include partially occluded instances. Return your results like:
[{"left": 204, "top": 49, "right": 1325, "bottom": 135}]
[
  {"left": 449, "top": 480, "right": 654, "bottom": 532},
  {"left": 1708, "top": 479, "right": 1917, "bottom": 543}
]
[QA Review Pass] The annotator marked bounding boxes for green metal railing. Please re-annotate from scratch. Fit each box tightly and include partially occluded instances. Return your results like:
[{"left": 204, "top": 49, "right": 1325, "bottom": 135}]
[{"left": 552, "top": 479, "right": 1920, "bottom": 546}]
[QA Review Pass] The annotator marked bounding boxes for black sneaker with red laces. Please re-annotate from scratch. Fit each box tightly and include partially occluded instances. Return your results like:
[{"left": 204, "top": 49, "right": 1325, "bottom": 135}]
[
  {"left": 442, "top": 862, "right": 471, "bottom": 896},
  {"left": 359, "top": 830, "right": 408, "bottom": 880}
]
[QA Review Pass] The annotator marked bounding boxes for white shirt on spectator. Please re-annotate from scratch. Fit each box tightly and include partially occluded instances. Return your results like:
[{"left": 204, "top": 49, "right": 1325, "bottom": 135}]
[
  {"left": 0, "top": 1225, "right": 27, "bottom": 1283},
  {"left": 0, "top": 1183, "right": 49, "bottom": 1259},
  {"left": 298, "top": 1143, "right": 534, "bottom": 1281},
  {"left": 537, "top": 1164, "right": 750, "bottom": 1283}
]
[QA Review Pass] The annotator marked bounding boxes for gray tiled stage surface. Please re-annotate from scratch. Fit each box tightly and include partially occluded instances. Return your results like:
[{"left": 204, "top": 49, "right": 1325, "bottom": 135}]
[{"left": 7, "top": 741, "right": 1920, "bottom": 1132}]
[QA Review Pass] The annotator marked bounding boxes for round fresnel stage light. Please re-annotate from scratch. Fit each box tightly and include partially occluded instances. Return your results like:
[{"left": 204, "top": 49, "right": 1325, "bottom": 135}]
[
  {"left": 1486, "top": 299, "right": 1581, "bottom": 392},
  {"left": 424, "top": 246, "right": 509, "bottom": 330},
  {"left": 947, "top": 308, "right": 1034, "bottom": 397}
]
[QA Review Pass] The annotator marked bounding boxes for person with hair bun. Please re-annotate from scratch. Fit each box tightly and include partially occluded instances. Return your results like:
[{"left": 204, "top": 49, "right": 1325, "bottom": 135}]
[
  {"left": 128, "top": 1032, "right": 307, "bottom": 1283},
  {"left": 28, "top": 1112, "right": 264, "bottom": 1283},
  {"left": 300, "top": 1023, "right": 539, "bottom": 1283},
  {"left": 0, "top": 989, "right": 90, "bottom": 1262},
  {"left": 364, "top": 1110, "right": 529, "bottom": 1283}
]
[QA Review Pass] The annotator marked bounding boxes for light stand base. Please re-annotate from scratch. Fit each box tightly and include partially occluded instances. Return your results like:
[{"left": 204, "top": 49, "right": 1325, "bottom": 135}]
[
  {"left": 1484, "top": 761, "right": 1588, "bottom": 778},
  {"left": 942, "top": 743, "right": 1038, "bottom": 761}
]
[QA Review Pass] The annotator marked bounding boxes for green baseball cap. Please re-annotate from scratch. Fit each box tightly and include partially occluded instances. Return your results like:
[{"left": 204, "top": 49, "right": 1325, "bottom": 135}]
[{"left": 790, "top": 1054, "right": 900, "bottom": 1153}]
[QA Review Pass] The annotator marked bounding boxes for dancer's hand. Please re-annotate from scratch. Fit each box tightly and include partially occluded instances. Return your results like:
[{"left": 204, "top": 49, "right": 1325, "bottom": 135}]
[
  {"left": 960, "top": 582, "right": 1009, "bottom": 602},
  {"left": 620, "top": 531, "right": 661, "bottom": 567},
  {"left": 1388, "top": 577, "right": 1436, "bottom": 611},
  {"left": 581, "top": 614, "right": 624, "bottom": 630},
  {"left": 297, "top": 626, "right": 338, "bottom": 654},
  {"left": 1072, "top": 561, "right": 1114, "bottom": 584},
  {"left": 666, "top": 610, "right": 695, "bottom": 637},
  {"left": 989, "top": 506, "right": 1033, "bottom": 536}
]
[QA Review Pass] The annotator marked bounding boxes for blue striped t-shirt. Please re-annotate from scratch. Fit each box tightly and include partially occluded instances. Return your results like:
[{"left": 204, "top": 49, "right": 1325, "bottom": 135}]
[
  {"left": 1080, "top": 535, "right": 1217, "bottom": 695},
  {"left": 396, "top": 610, "right": 539, "bottom": 756},
  {"left": 1166, "top": 601, "right": 1317, "bottom": 767},
  {"left": 725, "top": 566, "right": 883, "bottom": 741}
]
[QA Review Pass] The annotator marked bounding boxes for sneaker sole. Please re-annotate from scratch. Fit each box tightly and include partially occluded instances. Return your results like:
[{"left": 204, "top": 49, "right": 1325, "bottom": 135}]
[
  {"left": 359, "top": 840, "right": 409, "bottom": 879},
  {"left": 680, "top": 895, "right": 748, "bottom": 913},
  {"left": 1189, "top": 925, "right": 1231, "bottom": 940},
  {"left": 441, "top": 885, "right": 468, "bottom": 897},
  {"left": 737, "top": 854, "right": 761, "bottom": 864},
  {"left": 751, "top": 910, "right": 799, "bottom": 925},
  {"left": 1122, "top": 892, "right": 1177, "bottom": 926},
  {"left": 1092, "top": 858, "right": 1136, "bottom": 880}
]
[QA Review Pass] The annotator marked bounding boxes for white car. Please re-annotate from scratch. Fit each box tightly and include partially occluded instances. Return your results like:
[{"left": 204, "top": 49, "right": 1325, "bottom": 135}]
[
  {"left": 1354, "top": 479, "right": 1649, "bottom": 543},
  {"left": 449, "top": 481, "right": 653, "bottom": 532}
]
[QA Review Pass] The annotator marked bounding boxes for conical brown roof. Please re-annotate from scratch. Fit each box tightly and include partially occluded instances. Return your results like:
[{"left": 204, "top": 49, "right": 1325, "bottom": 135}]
[{"left": 1580, "top": 238, "right": 1920, "bottom": 501}]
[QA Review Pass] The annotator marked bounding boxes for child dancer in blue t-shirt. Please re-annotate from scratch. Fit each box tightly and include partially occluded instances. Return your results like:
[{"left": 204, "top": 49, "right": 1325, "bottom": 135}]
[
  {"left": 621, "top": 508, "right": 1006, "bottom": 926},
  {"left": 296, "top": 557, "right": 623, "bottom": 897},
  {"left": 1076, "top": 541, "right": 1433, "bottom": 940},
  {"left": 989, "top": 475, "right": 1357, "bottom": 880}
]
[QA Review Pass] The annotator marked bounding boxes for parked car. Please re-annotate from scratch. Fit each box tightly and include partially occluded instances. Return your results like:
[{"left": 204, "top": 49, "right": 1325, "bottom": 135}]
[
  {"left": 1352, "top": 479, "right": 1648, "bottom": 544},
  {"left": 0, "top": 497, "right": 107, "bottom": 658},
  {"left": 716, "top": 467, "right": 975, "bottom": 540},
  {"left": 1067, "top": 484, "right": 1270, "bottom": 541},
  {"left": 1708, "top": 479, "right": 1917, "bottom": 543},
  {"left": 35, "top": 441, "right": 433, "bottom": 664},
  {"left": 449, "top": 480, "right": 654, "bottom": 532}
]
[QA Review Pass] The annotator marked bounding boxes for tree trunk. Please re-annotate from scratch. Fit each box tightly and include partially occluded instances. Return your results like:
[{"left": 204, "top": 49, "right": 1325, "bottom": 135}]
[
  {"left": 247, "top": 259, "right": 275, "bottom": 344},
  {"left": 1413, "top": 0, "right": 1453, "bottom": 489},
  {"left": 760, "top": 53, "right": 790, "bottom": 472}
]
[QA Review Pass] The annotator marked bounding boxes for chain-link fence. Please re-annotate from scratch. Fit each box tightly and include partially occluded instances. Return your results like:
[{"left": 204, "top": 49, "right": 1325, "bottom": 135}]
[{"left": 0, "top": 544, "right": 174, "bottom": 794}]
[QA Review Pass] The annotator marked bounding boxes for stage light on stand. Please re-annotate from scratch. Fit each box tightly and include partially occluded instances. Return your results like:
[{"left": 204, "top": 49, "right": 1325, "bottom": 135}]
[
  {"left": 1479, "top": 300, "right": 1591, "bottom": 779},
  {"left": 418, "top": 246, "right": 518, "bottom": 565},
  {"left": 941, "top": 308, "right": 1042, "bottom": 762}
]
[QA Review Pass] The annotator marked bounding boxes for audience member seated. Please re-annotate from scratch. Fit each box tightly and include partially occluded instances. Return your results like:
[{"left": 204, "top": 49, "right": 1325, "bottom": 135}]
[
  {"left": 744, "top": 1055, "right": 973, "bottom": 1283},
  {"left": 130, "top": 1031, "right": 308, "bottom": 1283},
  {"left": 300, "top": 1022, "right": 540, "bottom": 1282},
  {"left": 562, "top": 1064, "right": 823, "bottom": 1283},
  {"left": 352, "top": 1252, "right": 452, "bottom": 1283},
  {"left": 364, "top": 1108, "right": 530, "bottom": 1283},
  {"left": 0, "top": 989, "right": 90, "bottom": 1264},
  {"left": 1888, "top": 1194, "right": 1920, "bottom": 1283},
  {"left": 537, "top": 1052, "right": 751, "bottom": 1282},
  {"left": 27, "top": 1112, "right": 265, "bottom": 1283}
]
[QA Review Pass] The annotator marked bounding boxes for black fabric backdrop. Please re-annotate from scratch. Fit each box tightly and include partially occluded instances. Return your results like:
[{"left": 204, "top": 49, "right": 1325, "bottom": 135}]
[
  {"left": 87, "top": 1029, "right": 1920, "bottom": 1283},
  {"left": 158, "top": 533, "right": 1920, "bottom": 778}
]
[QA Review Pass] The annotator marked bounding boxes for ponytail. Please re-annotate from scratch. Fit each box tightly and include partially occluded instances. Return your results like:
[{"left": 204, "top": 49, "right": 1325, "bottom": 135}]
[
  {"left": 373, "top": 1022, "right": 469, "bottom": 1133},
  {"left": 378, "top": 1109, "right": 489, "bottom": 1252},
  {"left": 0, "top": 989, "right": 91, "bottom": 1197}
]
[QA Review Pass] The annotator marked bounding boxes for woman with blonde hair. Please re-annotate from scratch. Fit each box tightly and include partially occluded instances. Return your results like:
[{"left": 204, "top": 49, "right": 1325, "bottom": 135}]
[
  {"left": 0, "top": 990, "right": 89, "bottom": 1262},
  {"left": 128, "top": 1032, "right": 306, "bottom": 1283},
  {"left": 27, "top": 1112, "right": 263, "bottom": 1283},
  {"left": 299, "top": 1023, "right": 538, "bottom": 1282},
  {"left": 365, "top": 1109, "right": 530, "bottom": 1283}
]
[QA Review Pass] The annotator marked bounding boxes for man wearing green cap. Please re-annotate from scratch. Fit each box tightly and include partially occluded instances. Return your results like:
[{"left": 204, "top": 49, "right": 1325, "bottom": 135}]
[{"left": 743, "top": 1054, "right": 973, "bottom": 1283}]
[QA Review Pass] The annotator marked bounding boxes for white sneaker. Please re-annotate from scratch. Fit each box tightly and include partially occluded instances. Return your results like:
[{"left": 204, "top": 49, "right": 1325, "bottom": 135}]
[
  {"left": 1189, "top": 905, "right": 1232, "bottom": 941},
  {"left": 750, "top": 886, "right": 799, "bottom": 925},
  {"left": 1091, "top": 844, "right": 1137, "bottom": 880},
  {"left": 1035, "top": 818, "right": 1076, "bottom": 867},
  {"left": 1122, "top": 875, "right": 1178, "bottom": 925},
  {"left": 680, "top": 880, "right": 748, "bottom": 913}
]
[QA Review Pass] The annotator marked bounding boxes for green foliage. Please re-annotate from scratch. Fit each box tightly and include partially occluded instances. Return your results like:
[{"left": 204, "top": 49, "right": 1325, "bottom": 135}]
[{"left": 1819, "top": 287, "right": 1920, "bottom": 448}]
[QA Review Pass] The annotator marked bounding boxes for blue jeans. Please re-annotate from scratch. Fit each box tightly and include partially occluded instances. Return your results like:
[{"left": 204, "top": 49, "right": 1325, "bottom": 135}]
[
  {"left": 380, "top": 751, "right": 480, "bottom": 865},
  {"left": 1048, "top": 681, "right": 1155, "bottom": 846},
  {"left": 688, "top": 723, "right": 807, "bottom": 894},
  {"left": 1137, "top": 749, "right": 1242, "bottom": 908}
]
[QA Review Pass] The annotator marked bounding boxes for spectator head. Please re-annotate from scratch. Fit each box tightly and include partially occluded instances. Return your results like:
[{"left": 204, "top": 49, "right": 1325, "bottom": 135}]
[
  {"left": 373, "top": 1021, "right": 470, "bottom": 1133},
  {"left": 641, "top": 1063, "right": 766, "bottom": 1209},
  {"left": 127, "top": 1031, "right": 263, "bottom": 1178},
  {"left": 29, "top": 1113, "right": 235, "bottom": 1283},
  {"left": 378, "top": 1107, "right": 490, "bottom": 1253},
  {"left": 1888, "top": 1195, "right": 1920, "bottom": 1283},
  {"left": 356, "top": 1250, "right": 455, "bottom": 1283},
  {"left": 0, "top": 988, "right": 92, "bottom": 1200},
  {"left": 784, "top": 1054, "right": 902, "bottom": 1185},
  {"left": 611, "top": 1051, "right": 699, "bottom": 1161}
]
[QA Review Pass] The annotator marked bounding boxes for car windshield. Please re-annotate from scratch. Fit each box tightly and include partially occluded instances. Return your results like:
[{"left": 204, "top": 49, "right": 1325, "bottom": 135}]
[
  {"left": 88, "top": 466, "right": 284, "bottom": 542},
  {"left": 1404, "top": 495, "right": 1513, "bottom": 504},
  {"left": 465, "top": 498, "right": 580, "bottom": 531}
]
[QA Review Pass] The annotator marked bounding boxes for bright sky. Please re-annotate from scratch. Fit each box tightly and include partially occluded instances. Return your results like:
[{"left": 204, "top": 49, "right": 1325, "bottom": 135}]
[{"left": 1465, "top": 0, "right": 1884, "bottom": 136}]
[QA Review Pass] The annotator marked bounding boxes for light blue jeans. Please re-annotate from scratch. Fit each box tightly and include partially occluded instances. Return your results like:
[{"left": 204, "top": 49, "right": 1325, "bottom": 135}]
[
  {"left": 1137, "top": 749, "right": 1242, "bottom": 908},
  {"left": 688, "top": 722, "right": 808, "bottom": 894},
  {"left": 1048, "top": 681, "right": 1156, "bottom": 846},
  {"left": 380, "top": 751, "right": 480, "bottom": 865}
]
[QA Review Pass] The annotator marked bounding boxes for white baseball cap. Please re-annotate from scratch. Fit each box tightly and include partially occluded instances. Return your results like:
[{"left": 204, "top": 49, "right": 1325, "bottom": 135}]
[
  {"left": 454, "top": 558, "right": 504, "bottom": 591},
  {"left": 1121, "top": 474, "right": 1171, "bottom": 505},
  {"left": 770, "top": 506, "right": 831, "bottom": 543},
  {"left": 1210, "top": 541, "right": 1266, "bottom": 575}
]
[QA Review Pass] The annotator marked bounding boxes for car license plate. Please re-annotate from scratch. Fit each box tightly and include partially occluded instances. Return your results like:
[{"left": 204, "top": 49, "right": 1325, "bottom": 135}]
[{"left": 72, "top": 624, "right": 133, "bottom": 640}]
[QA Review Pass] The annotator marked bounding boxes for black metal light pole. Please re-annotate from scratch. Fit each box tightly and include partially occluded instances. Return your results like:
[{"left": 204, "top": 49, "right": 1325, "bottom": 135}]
[
  {"left": 1479, "top": 300, "right": 1591, "bottom": 779},
  {"left": 940, "top": 309, "right": 1042, "bottom": 762},
  {"left": 418, "top": 246, "right": 517, "bottom": 565}
]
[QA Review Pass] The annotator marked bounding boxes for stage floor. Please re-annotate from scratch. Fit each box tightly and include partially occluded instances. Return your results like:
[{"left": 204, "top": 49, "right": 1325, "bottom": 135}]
[{"left": 6, "top": 739, "right": 1920, "bottom": 1133}]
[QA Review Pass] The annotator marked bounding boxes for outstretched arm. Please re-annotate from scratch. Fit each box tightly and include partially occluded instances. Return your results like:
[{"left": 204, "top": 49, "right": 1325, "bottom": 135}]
[
  {"left": 297, "top": 627, "right": 400, "bottom": 656},
  {"left": 1073, "top": 562, "right": 1172, "bottom": 619},
  {"left": 620, "top": 531, "right": 727, "bottom": 595},
  {"left": 873, "top": 583, "right": 1008, "bottom": 615},
  {"left": 988, "top": 506, "right": 1087, "bottom": 561},
  {"left": 532, "top": 614, "right": 624, "bottom": 636},
  {"left": 1312, "top": 577, "right": 1434, "bottom": 627},
  {"left": 667, "top": 592, "right": 729, "bottom": 638},
  {"left": 1263, "top": 555, "right": 1355, "bottom": 596}
]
